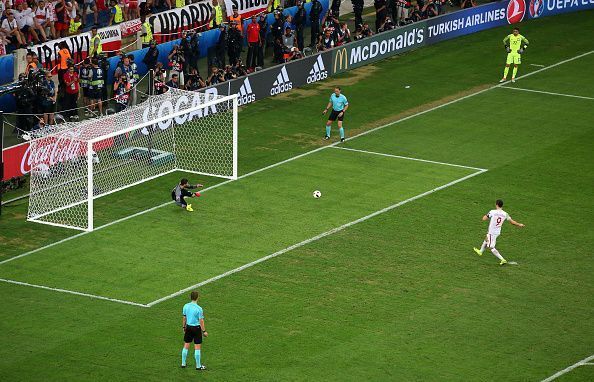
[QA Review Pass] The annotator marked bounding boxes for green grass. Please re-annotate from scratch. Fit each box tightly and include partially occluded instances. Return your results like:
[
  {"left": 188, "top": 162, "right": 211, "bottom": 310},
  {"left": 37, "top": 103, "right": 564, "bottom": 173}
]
[{"left": 1, "top": 10, "right": 594, "bottom": 381}]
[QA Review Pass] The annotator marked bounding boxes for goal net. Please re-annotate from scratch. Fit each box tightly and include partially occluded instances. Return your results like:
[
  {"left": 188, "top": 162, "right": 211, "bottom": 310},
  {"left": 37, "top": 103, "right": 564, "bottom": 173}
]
[{"left": 27, "top": 89, "right": 238, "bottom": 231}]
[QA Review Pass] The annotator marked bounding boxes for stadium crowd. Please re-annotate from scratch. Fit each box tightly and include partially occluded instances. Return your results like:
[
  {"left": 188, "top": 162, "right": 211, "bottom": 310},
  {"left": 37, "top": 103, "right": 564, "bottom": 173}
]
[{"left": 9, "top": 0, "right": 472, "bottom": 136}]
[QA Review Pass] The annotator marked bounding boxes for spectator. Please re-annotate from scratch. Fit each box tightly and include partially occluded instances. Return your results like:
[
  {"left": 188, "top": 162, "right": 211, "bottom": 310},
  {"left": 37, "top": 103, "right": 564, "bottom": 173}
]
[
  {"left": 89, "top": 25, "right": 102, "bottom": 57},
  {"left": 34, "top": 0, "right": 55, "bottom": 40},
  {"left": 14, "top": 1, "right": 41, "bottom": 43},
  {"left": 113, "top": 75, "right": 130, "bottom": 112},
  {"left": 226, "top": 20, "right": 242, "bottom": 66},
  {"left": 2, "top": 11, "right": 26, "bottom": 48},
  {"left": 41, "top": 70, "right": 56, "bottom": 125},
  {"left": 143, "top": 40, "right": 159, "bottom": 70},
  {"left": 309, "top": 0, "right": 323, "bottom": 48},
  {"left": 317, "top": 27, "right": 335, "bottom": 51},
  {"left": 184, "top": 68, "right": 205, "bottom": 90},
  {"left": 62, "top": 65, "right": 79, "bottom": 119},
  {"left": 81, "top": 0, "right": 99, "bottom": 28},
  {"left": 245, "top": 15, "right": 260, "bottom": 71},
  {"left": 54, "top": 0, "right": 71, "bottom": 38},
  {"left": 89, "top": 57, "right": 104, "bottom": 115},
  {"left": 257, "top": 13, "right": 267, "bottom": 68},
  {"left": 461, "top": 0, "right": 476, "bottom": 8},
  {"left": 374, "top": 0, "right": 387, "bottom": 32},
  {"left": 109, "top": 0, "right": 125, "bottom": 25},
  {"left": 154, "top": 62, "right": 167, "bottom": 94},
  {"left": 165, "top": 73, "right": 179, "bottom": 89},
  {"left": 29, "top": 1, "right": 49, "bottom": 41},
  {"left": 140, "top": 14, "right": 153, "bottom": 48},
  {"left": 293, "top": 0, "right": 306, "bottom": 51},
  {"left": 167, "top": 44, "right": 185, "bottom": 85},
  {"left": 129, "top": 0, "right": 139, "bottom": 19},
  {"left": 228, "top": 5, "right": 242, "bottom": 33}
]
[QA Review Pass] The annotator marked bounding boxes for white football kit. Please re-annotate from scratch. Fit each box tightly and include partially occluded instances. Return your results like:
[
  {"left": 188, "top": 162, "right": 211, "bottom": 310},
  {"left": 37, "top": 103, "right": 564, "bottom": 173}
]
[{"left": 485, "top": 209, "right": 511, "bottom": 248}]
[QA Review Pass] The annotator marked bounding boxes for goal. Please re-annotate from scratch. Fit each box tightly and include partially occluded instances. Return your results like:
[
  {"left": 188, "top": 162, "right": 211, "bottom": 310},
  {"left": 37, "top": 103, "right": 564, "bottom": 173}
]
[{"left": 27, "top": 89, "right": 238, "bottom": 232}]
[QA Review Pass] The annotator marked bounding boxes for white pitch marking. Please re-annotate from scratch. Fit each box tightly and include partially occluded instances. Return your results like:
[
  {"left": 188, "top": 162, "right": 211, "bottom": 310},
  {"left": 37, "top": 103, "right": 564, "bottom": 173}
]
[
  {"left": 582, "top": 363, "right": 594, "bottom": 366},
  {"left": 541, "top": 354, "right": 594, "bottom": 382},
  {"left": 508, "top": 261, "right": 518, "bottom": 265},
  {"left": 530, "top": 64, "right": 546, "bottom": 67},
  {"left": 332, "top": 146, "right": 487, "bottom": 171},
  {"left": 0, "top": 278, "right": 148, "bottom": 308},
  {"left": 500, "top": 86, "right": 594, "bottom": 101},
  {"left": 146, "top": 168, "right": 487, "bottom": 307}
]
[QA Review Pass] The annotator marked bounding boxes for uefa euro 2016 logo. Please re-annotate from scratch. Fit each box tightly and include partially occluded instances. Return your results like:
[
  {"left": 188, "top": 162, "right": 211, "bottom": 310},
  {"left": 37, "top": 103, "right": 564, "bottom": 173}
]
[
  {"left": 529, "top": 0, "right": 544, "bottom": 18},
  {"left": 506, "top": 0, "right": 526, "bottom": 24}
]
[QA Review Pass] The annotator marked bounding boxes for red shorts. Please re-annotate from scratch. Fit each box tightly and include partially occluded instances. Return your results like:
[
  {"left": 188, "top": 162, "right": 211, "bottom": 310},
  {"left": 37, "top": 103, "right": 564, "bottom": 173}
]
[
  {"left": 55, "top": 22, "right": 68, "bottom": 31},
  {"left": 129, "top": 0, "right": 138, "bottom": 8}
]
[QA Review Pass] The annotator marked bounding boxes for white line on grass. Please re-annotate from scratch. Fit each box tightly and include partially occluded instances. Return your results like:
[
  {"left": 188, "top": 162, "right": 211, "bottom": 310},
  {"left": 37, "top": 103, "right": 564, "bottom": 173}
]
[
  {"left": 145, "top": 168, "right": 487, "bottom": 307},
  {"left": 500, "top": 86, "right": 594, "bottom": 100},
  {"left": 530, "top": 64, "right": 546, "bottom": 68},
  {"left": 541, "top": 354, "right": 594, "bottom": 382},
  {"left": 331, "top": 146, "right": 487, "bottom": 171},
  {"left": 0, "top": 278, "right": 148, "bottom": 308},
  {"left": 583, "top": 363, "right": 594, "bottom": 366},
  {"left": 3, "top": 50, "right": 592, "bottom": 267}
]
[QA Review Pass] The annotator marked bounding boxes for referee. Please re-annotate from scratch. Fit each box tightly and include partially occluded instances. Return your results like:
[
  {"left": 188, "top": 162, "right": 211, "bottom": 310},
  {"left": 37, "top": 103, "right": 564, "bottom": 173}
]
[
  {"left": 322, "top": 87, "right": 349, "bottom": 142},
  {"left": 181, "top": 291, "right": 208, "bottom": 370}
]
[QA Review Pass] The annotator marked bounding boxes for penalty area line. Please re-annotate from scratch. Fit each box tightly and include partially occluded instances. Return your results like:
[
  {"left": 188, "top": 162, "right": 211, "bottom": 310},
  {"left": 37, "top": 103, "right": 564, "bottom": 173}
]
[
  {"left": 541, "top": 354, "right": 594, "bottom": 382},
  {"left": 146, "top": 168, "right": 487, "bottom": 307},
  {"left": 499, "top": 86, "right": 594, "bottom": 101},
  {"left": 5, "top": 49, "right": 593, "bottom": 266},
  {"left": 0, "top": 278, "right": 149, "bottom": 308}
]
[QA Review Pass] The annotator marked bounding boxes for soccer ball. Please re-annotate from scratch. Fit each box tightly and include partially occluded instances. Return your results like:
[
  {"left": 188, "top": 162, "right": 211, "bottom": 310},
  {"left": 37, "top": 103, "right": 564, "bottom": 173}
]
[{"left": 313, "top": 190, "right": 322, "bottom": 198}]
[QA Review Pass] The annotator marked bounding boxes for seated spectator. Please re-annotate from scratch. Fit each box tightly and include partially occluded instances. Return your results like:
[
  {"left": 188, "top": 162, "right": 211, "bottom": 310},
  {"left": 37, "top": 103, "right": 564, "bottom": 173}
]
[
  {"left": 14, "top": 1, "right": 41, "bottom": 43},
  {"left": 34, "top": 0, "right": 55, "bottom": 40},
  {"left": 54, "top": 0, "right": 72, "bottom": 38},
  {"left": 317, "top": 28, "right": 335, "bottom": 51},
  {"left": 2, "top": 11, "right": 26, "bottom": 48}
]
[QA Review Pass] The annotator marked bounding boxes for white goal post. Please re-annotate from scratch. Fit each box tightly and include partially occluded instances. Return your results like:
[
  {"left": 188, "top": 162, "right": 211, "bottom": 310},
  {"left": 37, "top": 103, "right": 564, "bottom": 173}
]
[{"left": 27, "top": 89, "right": 238, "bottom": 232}]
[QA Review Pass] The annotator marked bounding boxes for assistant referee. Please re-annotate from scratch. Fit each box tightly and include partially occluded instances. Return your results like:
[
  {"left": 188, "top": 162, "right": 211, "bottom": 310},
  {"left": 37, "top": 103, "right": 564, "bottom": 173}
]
[
  {"left": 322, "top": 86, "right": 349, "bottom": 142},
  {"left": 181, "top": 291, "right": 208, "bottom": 370}
]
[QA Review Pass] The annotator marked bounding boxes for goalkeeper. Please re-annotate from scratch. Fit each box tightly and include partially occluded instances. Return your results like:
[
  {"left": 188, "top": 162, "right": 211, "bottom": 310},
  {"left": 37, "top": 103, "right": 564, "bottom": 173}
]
[
  {"left": 172, "top": 178, "right": 203, "bottom": 212},
  {"left": 500, "top": 27, "right": 529, "bottom": 83}
]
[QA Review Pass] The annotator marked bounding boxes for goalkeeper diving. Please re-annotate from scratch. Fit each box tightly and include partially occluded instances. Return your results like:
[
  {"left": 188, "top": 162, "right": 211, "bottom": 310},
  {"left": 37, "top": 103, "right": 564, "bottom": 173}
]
[
  {"left": 500, "top": 27, "right": 529, "bottom": 83},
  {"left": 172, "top": 178, "right": 203, "bottom": 212}
]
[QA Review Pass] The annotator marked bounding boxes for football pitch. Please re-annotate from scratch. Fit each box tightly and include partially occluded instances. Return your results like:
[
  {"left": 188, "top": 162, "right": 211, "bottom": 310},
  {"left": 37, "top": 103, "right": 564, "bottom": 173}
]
[{"left": 1, "top": 11, "right": 594, "bottom": 381}]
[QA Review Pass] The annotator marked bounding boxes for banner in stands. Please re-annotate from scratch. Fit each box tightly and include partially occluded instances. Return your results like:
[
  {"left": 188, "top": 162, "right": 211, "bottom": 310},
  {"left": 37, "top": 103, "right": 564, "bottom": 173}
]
[
  {"left": 332, "top": 23, "right": 426, "bottom": 75},
  {"left": 223, "top": 0, "right": 270, "bottom": 18},
  {"left": 120, "top": 1, "right": 213, "bottom": 42},
  {"left": 31, "top": 25, "right": 122, "bottom": 71}
]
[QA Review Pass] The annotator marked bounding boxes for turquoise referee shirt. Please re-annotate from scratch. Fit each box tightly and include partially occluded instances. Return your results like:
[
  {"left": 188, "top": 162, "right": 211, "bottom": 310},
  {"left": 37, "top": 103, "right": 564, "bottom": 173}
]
[
  {"left": 182, "top": 302, "right": 204, "bottom": 327},
  {"left": 330, "top": 94, "right": 348, "bottom": 112}
]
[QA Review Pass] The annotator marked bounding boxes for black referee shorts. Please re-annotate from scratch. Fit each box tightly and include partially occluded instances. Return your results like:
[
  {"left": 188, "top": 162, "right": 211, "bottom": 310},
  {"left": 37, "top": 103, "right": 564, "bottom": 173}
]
[
  {"left": 328, "top": 109, "right": 344, "bottom": 122},
  {"left": 184, "top": 325, "right": 202, "bottom": 344}
]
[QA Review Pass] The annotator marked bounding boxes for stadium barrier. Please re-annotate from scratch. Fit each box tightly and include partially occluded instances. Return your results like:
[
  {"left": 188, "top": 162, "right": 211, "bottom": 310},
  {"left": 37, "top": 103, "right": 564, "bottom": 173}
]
[{"left": 2, "top": 0, "right": 594, "bottom": 180}]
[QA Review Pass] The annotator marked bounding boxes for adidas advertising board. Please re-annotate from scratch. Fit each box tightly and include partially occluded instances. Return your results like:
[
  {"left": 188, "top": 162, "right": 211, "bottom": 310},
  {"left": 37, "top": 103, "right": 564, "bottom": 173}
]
[
  {"left": 237, "top": 77, "right": 256, "bottom": 106},
  {"left": 270, "top": 66, "right": 293, "bottom": 95},
  {"left": 307, "top": 56, "right": 328, "bottom": 84}
]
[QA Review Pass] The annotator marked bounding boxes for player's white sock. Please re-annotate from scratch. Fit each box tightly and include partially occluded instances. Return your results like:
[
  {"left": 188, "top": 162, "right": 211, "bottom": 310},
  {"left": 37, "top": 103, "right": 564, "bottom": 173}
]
[
  {"left": 479, "top": 241, "right": 487, "bottom": 253},
  {"left": 490, "top": 248, "right": 504, "bottom": 261}
]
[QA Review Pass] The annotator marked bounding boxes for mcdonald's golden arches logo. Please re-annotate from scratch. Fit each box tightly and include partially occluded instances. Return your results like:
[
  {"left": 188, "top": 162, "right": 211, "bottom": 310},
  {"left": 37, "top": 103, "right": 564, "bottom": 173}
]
[{"left": 334, "top": 47, "right": 348, "bottom": 72}]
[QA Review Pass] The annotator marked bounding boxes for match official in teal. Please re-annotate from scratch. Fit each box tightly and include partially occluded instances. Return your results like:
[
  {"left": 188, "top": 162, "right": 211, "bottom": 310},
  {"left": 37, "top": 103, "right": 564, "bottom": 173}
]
[
  {"left": 322, "top": 87, "right": 349, "bottom": 142},
  {"left": 181, "top": 291, "right": 208, "bottom": 370}
]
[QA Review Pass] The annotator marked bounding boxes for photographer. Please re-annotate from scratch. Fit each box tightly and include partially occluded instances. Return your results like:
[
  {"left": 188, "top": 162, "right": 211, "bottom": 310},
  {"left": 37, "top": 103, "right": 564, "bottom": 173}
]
[
  {"left": 421, "top": 0, "right": 438, "bottom": 18},
  {"left": 374, "top": 0, "right": 387, "bottom": 32},
  {"left": 41, "top": 70, "right": 57, "bottom": 125},
  {"left": 270, "top": 12, "right": 283, "bottom": 45},
  {"left": 223, "top": 65, "right": 236, "bottom": 81},
  {"left": 180, "top": 31, "right": 192, "bottom": 77},
  {"left": 14, "top": 74, "right": 36, "bottom": 133},
  {"left": 188, "top": 32, "right": 200, "bottom": 73},
  {"left": 408, "top": 4, "right": 422, "bottom": 22},
  {"left": 257, "top": 14, "right": 268, "bottom": 67},
  {"left": 143, "top": 40, "right": 159, "bottom": 71},
  {"left": 232, "top": 59, "right": 247, "bottom": 77},
  {"left": 309, "top": 0, "right": 323, "bottom": 48},
  {"left": 154, "top": 62, "right": 167, "bottom": 95},
  {"left": 184, "top": 68, "right": 206, "bottom": 91},
  {"left": 62, "top": 65, "right": 80, "bottom": 120},
  {"left": 207, "top": 66, "right": 224, "bottom": 86},
  {"left": 214, "top": 24, "right": 226, "bottom": 69},
  {"left": 336, "top": 22, "right": 351, "bottom": 46},
  {"left": 378, "top": 16, "right": 395, "bottom": 32},
  {"left": 113, "top": 75, "right": 131, "bottom": 113},
  {"left": 165, "top": 73, "right": 180, "bottom": 90},
  {"left": 168, "top": 44, "right": 185, "bottom": 86},
  {"left": 317, "top": 28, "right": 335, "bottom": 52}
]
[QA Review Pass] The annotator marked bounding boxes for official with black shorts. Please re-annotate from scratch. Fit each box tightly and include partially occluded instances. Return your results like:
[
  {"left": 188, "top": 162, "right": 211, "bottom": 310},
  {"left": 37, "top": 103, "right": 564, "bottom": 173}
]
[
  {"left": 322, "top": 87, "right": 349, "bottom": 142},
  {"left": 181, "top": 291, "right": 208, "bottom": 370}
]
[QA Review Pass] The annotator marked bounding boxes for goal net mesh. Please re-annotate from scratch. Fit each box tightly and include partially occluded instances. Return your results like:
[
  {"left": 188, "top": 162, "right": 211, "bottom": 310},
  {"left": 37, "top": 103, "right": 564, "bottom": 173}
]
[{"left": 27, "top": 89, "right": 237, "bottom": 231}]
